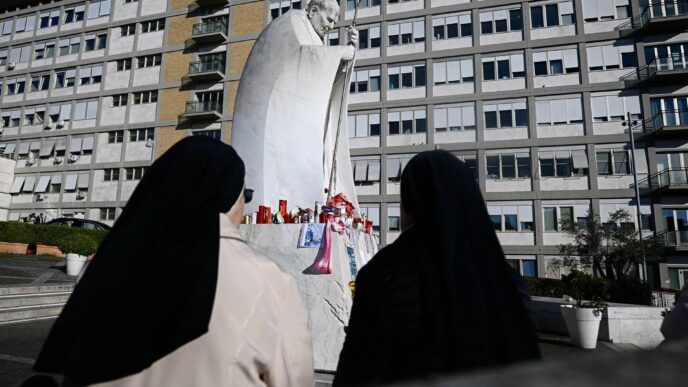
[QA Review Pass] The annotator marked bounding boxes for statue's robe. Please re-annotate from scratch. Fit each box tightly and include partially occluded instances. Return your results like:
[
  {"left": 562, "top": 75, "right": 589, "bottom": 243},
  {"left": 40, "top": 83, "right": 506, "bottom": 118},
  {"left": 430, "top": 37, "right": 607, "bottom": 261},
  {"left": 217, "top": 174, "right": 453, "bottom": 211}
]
[{"left": 232, "top": 10, "right": 357, "bottom": 214}]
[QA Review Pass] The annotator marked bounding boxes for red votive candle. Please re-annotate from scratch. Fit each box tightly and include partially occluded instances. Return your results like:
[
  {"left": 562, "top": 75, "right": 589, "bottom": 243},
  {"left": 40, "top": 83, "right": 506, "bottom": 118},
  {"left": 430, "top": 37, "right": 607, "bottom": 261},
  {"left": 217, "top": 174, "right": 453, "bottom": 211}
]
[{"left": 279, "top": 200, "right": 288, "bottom": 218}]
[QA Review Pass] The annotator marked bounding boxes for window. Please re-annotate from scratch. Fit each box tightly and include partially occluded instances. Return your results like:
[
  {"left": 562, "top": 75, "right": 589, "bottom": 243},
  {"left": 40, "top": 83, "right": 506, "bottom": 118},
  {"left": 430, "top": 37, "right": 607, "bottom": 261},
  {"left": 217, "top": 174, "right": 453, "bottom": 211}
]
[
  {"left": 539, "top": 150, "right": 589, "bottom": 177},
  {"left": 533, "top": 49, "right": 579, "bottom": 75},
  {"left": 388, "top": 204, "right": 400, "bottom": 231},
  {"left": 531, "top": 1, "right": 575, "bottom": 28},
  {"left": 10, "top": 45, "right": 32, "bottom": 64},
  {"left": 141, "top": 19, "right": 165, "bottom": 33},
  {"left": 596, "top": 150, "right": 630, "bottom": 175},
  {"left": 483, "top": 102, "right": 528, "bottom": 128},
  {"left": 40, "top": 9, "right": 60, "bottom": 28},
  {"left": 488, "top": 204, "right": 534, "bottom": 232},
  {"left": 536, "top": 98, "right": 584, "bottom": 125},
  {"left": 34, "top": 42, "right": 56, "bottom": 60},
  {"left": 58, "top": 37, "right": 81, "bottom": 56},
  {"left": 121, "top": 23, "right": 136, "bottom": 36},
  {"left": 129, "top": 128, "right": 154, "bottom": 142},
  {"left": 591, "top": 94, "right": 641, "bottom": 122},
  {"left": 108, "top": 131, "right": 124, "bottom": 143},
  {"left": 0, "top": 20, "right": 12, "bottom": 36},
  {"left": 433, "top": 58, "right": 474, "bottom": 84},
  {"left": 64, "top": 5, "right": 85, "bottom": 24},
  {"left": 387, "top": 110, "right": 426, "bottom": 135},
  {"left": 357, "top": 26, "right": 381, "bottom": 49},
  {"left": 125, "top": 0, "right": 139, "bottom": 3},
  {"left": 137, "top": 54, "right": 162, "bottom": 68},
  {"left": 346, "top": 0, "right": 380, "bottom": 11},
  {"left": 73, "top": 100, "right": 99, "bottom": 120},
  {"left": 112, "top": 94, "right": 128, "bottom": 107},
  {"left": 116, "top": 58, "right": 132, "bottom": 71},
  {"left": 0, "top": 50, "right": 7, "bottom": 65},
  {"left": 486, "top": 153, "right": 530, "bottom": 179},
  {"left": 387, "top": 64, "right": 426, "bottom": 89},
  {"left": 270, "top": 0, "right": 303, "bottom": 20},
  {"left": 24, "top": 108, "right": 46, "bottom": 126},
  {"left": 192, "top": 130, "right": 222, "bottom": 140},
  {"left": 480, "top": 8, "right": 523, "bottom": 34},
  {"left": 351, "top": 157, "right": 381, "bottom": 185},
  {"left": 125, "top": 167, "right": 147, "bottom": 180},
  {"left": 358, "top": 204, "right": 380, "bottom": 232},
  {"left": 30, "top": 74, "right": 51, "bottom": 92},
  {"left": 88, "top": 0, "right": 112, "bottom": 19},
  {"left": 100, "top": 208, "right": 116, "bottom": 221},
  {"left": 508, "top": 257, "right": 538, "bottom": 277},
  {"left": 587, "top": 44, "right": 636, "bottom": 71},
  {"left": 6, "top": 77, "right": 27, "bottom": 96},
  {"left": 48, "top": 103, "right": 72, "bottom": 125},
  {"left": 482, "top": 54, "right": 525, "bottom": 80},
  {"left": 103, "top": 169, "right": 120, "bottom": 182},
  {"left": 433, "top": 13, "right": 472, "bottom": 40},
  {"left": 350, "top": 69, "right": 381, "bottom": 93},
  {"left": 133, "top": 91, "right": 158, "bottom": 104},
  {"left": 79, "top": 65, "right": 103, "bottom": 85},
  {"left": 388, "top": 20, "right": 424, "bottom": 46},
  {"left": 348, "top": 112, "right": 381, "bottom": 137},
  {"left": 582, "top": 0, "right": 630, "bottom": 22},
  {"left": 84, "top": 33, "right": 108, "bottom": 51},
  {"left": 15, "top": 14, "right": 37, "bottom": 33},
  {"left": 434, "top": 105, "right": 476, "bottom": 131},
  {"left": 325, "top": 31, "right": 339, "bottom": 46},
  {"left": 543, "top": 207, "right": 560, "bottom": 230},
  {"left": 54, "top": 68, "right": 76, "bottom": 88}
]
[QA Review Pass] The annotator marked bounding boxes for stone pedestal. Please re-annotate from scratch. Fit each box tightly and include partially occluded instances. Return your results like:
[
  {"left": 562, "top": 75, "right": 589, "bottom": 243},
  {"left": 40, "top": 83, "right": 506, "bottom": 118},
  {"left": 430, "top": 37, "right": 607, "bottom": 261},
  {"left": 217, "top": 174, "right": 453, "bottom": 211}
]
[{"left": 239, "top": 224, "right": 377, "bottom": 371}]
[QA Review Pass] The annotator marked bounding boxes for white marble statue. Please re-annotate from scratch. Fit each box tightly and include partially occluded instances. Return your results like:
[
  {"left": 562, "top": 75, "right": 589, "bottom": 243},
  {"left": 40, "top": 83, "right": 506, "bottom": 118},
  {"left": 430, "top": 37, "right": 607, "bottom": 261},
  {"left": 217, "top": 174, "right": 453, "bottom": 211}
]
[{"left": 231, "top": 0, "right": 359, "bottom": 214}]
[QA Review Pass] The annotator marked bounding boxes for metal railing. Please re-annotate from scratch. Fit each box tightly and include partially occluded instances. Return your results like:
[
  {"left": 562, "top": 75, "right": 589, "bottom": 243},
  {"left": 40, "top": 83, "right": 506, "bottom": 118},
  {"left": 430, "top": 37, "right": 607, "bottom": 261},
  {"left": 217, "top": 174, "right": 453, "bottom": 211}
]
[
  {"left": 192, "top": 21, "right": 227, "bottom": 36},
  {"left": 188, "top": 59, "right": 225, "bottom": 75},
  {"left": 617, "top": 0, "right": 688, "bottom": 31},
  {"left": 660, "top": 229, "right": 688, "bottom": 247},
  {"left": 635, "top": 168, "right": 688, "bottom": 190},
  {"left": 185, "top": 101, "right": 223, "bottom": 115},
  {"left": 651, "top": 289, "right": 678, "bottom": 307},
  {"left": 628, "top": 54, "right": 688, "bottom": 80},
  {"left": 641, "top": 109, "right": 688, "bottom": 133}
]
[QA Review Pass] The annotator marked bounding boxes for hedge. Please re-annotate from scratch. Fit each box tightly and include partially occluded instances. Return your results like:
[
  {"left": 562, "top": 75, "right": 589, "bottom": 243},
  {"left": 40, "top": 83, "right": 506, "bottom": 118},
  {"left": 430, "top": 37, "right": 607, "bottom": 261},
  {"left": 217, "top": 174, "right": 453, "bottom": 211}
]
[
  {"left": 0, "top": 221, "right": 108, "bottom": 248},
  {"left": 526, "top": 273, "right": 652, "bottom": 306}
]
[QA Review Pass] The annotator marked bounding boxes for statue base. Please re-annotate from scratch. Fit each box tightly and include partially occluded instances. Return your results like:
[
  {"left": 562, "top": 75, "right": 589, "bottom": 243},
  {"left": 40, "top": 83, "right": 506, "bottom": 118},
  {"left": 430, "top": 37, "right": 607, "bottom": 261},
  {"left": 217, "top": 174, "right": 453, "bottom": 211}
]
[{"left": 239, "top": 224, "right": 377, "bottom": 371}]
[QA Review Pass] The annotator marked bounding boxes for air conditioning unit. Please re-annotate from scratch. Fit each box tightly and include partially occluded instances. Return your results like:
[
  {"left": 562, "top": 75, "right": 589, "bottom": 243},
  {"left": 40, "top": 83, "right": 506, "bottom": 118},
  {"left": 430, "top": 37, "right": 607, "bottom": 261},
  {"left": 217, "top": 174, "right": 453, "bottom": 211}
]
[
  {"left": 7, "top": 62, "right": 16, "bottom": 70},
  {"left": 56, "top": 120, "right": 65, "bottom": 128},
  {"left": 54, "top": 156, "right": 64, "bottom": 165},
  {"left": 36, "top": 193, "right": 45, "bottom": 201},
  {"left": 26, "top": 156, "right": 37, "bottom": 166},
  {"left": 77, "top": 191, "right": 86, "bottom": 200},
  {"left": 145, "top": 138, "right": 154, "bottom": 148},
  {"left": 68, "top": 154, "right": 79, "bottom": 163}
]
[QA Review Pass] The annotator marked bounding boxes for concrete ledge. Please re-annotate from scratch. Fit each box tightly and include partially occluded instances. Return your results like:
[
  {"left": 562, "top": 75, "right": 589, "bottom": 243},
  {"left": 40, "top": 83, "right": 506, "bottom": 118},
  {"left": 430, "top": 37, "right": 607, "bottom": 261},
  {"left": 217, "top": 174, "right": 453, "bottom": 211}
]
[{"left": 532, "top": 296, "right": 665, "bottom": 348}]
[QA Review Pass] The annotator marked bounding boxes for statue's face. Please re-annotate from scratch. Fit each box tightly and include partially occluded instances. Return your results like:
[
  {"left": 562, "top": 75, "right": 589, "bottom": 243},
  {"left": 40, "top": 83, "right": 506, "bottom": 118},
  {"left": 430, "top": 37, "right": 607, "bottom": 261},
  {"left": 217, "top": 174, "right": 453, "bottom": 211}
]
[{"left": 308, "top": 1, "right": 340, "bottom": 39}]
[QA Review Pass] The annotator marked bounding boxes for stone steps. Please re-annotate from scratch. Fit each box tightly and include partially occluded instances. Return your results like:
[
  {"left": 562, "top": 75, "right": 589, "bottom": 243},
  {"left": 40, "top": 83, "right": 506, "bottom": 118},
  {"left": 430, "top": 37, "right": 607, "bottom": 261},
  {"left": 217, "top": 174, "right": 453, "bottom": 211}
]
[{"left": 0, "top": 285, "right": 73, "bottom": 324}]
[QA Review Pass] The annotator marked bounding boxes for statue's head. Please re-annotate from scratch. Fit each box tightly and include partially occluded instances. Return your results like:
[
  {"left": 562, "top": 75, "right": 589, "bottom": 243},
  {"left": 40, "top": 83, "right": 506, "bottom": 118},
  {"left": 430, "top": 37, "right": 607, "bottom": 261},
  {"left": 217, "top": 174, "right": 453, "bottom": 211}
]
[{"left": 306, "top": 0, "right": 340, "bottom": 39}]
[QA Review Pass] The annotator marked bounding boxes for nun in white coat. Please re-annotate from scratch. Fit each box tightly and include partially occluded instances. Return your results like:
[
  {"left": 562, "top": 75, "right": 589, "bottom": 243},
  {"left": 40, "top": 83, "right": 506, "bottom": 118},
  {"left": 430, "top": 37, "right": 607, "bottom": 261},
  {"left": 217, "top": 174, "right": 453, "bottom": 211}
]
[{"left": 34, "top": 136, "right": 315, "bottom": 387}]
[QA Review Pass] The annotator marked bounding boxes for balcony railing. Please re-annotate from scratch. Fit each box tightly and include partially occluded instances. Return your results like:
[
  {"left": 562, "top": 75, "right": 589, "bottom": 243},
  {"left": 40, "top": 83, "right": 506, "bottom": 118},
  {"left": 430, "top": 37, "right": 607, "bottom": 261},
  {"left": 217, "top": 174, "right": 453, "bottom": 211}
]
[
  {"left": 662, "top": 229, "right": 688, "bottom": 247},
  {"left": 196, "top": 0, "right": 229, "bottom": 7},
  {"left": 186, "top": 101, "right": 223, "bottom": 115},
  {"left": 640, "top": 109, "right": 688, "bottom": 135},
  {"left": 188, "top": 59, "right": 225, "bottom": 75},
  {"left": 624, "top": 54, "right": 688, "bottom": 83},
  {"left": 635, "top": 168, "right": 688, "bottom": 190},
  {"left": 191, "top": 21, "right": 228, "bottom": 42},
  {"left": 617, "top": 0, "right": 688, "bottom": 32}
]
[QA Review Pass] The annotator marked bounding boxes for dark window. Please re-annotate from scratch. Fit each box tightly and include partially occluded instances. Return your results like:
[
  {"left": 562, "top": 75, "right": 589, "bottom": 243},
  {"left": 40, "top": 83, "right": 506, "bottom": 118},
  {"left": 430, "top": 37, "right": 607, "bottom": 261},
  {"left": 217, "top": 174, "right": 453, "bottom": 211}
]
[
  {"left": 414, "top": 66, "right": 426, "bottom": 87},
  {"left": 517, "top": 155, "right": 530, "bottom": 177},
  {"left": 483, "top": 61, "right": 495, "bottom": 80},
  {"left": 389, "top": 34, "right": 399, "bottom": 46},
  {"left": 447, "top": 23, "right": 459, "bottom": 38},
  {"left": 389, "top": 121, "right": 400, "bottom": 135},
  {"left": 621, "top": 52, "right": 637, "bottom": 68},
  {"left": 415, "top": 118, "right": 427, "bottom": 133},
  {"left": 556, "top": 157, "right": 571, "bottom": 177},
  {"left": 531, "top": 6, "right": 545, "bottom": 28},
  {"left": 546, "top": 4, "right": 559, "bottom": 26},
  {"left": 499, "top": 110, "right": 513, "bottom": 127},
  {"left": 434, "top": 25, "right": 445, "bottom": 40},
  {"left": 495, "top": 19, "right": 508, "bottom": 32},
  {"left": 484, "top": 111, "right": 498, "bottom": 128},
  {"left": 370, "top": 76, "right": 380, "bottom": 91},
  {"left": 359, "top": 29, "right": 368, "bottom": 49},
  {"left": 370, "top": 122, "right": 380, "bottom": 136},
  {"left": 402, "top": 119, "right": 413, "bottom": 134},
  {"left": 515, "top": 109, "right": 528, "bottom": 126},
  {"left": 540, "top": 158, "right": 555, "bottom": 176},
  {"left": 481, "top": 21, "right": 493, "bottom": 34},
  {"left": 550, "top": 59, "right": 564, "bottom": 74},
  {"left": 388, "top": 74, "right": 399, "bottom": 89},
  {"left": 486, "top": 155, "right": 500, "bottom": 177},
  {"left": 504, "top": 214, "right": 518, "bottom": 230},
  {"left": 497, "top": 60, "right": 510, "bottom": 79},
  {"left": 401, "top": 71, "right": 413, "bottom": 87},
  {"left": 502, "top": 155, "right": 515, "bottom": 178},
  {"left": 460, "top": 23, "right": 472, "bottom": 36},
  {"left": 491, "top": 215, "right": 501, "bottom": 230},
  {"left": 510, "top": 9, "right": 523, "bottom": 30}
]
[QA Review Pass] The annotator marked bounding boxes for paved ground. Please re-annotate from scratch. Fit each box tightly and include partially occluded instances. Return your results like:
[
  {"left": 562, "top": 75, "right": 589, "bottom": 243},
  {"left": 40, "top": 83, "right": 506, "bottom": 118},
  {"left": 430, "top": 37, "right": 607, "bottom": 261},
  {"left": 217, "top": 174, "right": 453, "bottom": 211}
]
[{"left": 0, "top": 255, "right": 72, "bottom": 286}]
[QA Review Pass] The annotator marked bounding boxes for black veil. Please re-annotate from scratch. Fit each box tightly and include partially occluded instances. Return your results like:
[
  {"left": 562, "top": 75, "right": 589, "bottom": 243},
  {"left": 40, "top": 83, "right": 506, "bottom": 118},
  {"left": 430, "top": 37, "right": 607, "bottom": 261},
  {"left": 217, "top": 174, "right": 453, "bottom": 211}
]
[
  {"left": 34, "top": 136, "right": 245, "bottom": 385},
  {"left": 400, "top": 150, "right": 540, "bottom": 372}
]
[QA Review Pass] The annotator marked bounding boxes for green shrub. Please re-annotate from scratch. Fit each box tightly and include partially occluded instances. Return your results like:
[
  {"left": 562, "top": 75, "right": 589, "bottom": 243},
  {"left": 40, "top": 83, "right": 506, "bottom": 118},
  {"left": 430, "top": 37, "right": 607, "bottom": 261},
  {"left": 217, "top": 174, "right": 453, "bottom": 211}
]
[
  {"left": 608, "top": 276, "right": 652, "bottom": 306},
  {"left": 525, "top": 277, "right": 567, "bottom": 298},
  {"left": 561, "top": 270, "right": 609, "bottom": 308},
  {"left": 56, "top": 234, "right": 98, "bottom": 256},
  {"left": 0, "top": 221, "right": 108, "bottom": 249}
]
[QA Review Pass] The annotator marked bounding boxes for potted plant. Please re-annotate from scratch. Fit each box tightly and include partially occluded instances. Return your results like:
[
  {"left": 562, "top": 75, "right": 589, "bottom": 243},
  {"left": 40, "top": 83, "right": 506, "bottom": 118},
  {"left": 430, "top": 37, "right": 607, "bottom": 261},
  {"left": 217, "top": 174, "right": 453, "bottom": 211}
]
[
  {"left": 57, "top": 234, "right": 98, "bottom": 276},
  {"left": 560, "top": 270, "right": 609, "bottom": 349}
]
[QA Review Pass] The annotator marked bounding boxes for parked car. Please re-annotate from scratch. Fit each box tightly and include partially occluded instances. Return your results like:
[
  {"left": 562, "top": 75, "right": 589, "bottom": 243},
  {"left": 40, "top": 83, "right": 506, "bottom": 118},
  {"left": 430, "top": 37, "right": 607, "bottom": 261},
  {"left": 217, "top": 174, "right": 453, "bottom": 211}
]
[{"left": 45, "top": 218, "right": 111, "bottom": 231}]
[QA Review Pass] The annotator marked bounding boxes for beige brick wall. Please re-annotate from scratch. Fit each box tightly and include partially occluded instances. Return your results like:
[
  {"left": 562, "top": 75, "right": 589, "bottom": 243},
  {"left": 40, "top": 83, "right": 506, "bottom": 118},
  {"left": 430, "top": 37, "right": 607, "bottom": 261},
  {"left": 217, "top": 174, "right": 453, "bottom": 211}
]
[
  {"left": 170, "top": 0, "right": 196, "bottom": 11},
  {"left": 231, "top": 2, "right": 265, "bottom": 37},
  {"left": 224, "top": 121, "right": 233, "bottom": 144},
  {"left": 167, "top": 15, "right": 196, "bottom": 46},
  {"left": 163, "top": 51, "right": 192, "bottom": 83},
  {"left": 160, "top": 89, "right": 190, "bottom": 121},
  {"left": 229, "top": 40, "right": 255, "bottom": 76},
  {"left": 156, "top": 126, "right": 188, "bottom": 158},
  {"left": 225, "top": 81, "right": 239, "bottom": 117}
]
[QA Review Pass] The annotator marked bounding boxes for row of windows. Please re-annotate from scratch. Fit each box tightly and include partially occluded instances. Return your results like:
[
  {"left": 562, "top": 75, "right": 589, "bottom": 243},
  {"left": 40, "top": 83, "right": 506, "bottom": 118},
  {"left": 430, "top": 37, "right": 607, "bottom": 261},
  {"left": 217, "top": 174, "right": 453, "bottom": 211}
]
[
  {"left": 0, "top": 92, "right": 158, "bottom": 128},
  {"left": 0, "top": 0, "right": 112, "bottom": 37},
  {"left": 0, "top": 32, "right": 108, "bottom": 66},
  {"left": 9, "top": 167, "right": 147, "bottom": 197}
]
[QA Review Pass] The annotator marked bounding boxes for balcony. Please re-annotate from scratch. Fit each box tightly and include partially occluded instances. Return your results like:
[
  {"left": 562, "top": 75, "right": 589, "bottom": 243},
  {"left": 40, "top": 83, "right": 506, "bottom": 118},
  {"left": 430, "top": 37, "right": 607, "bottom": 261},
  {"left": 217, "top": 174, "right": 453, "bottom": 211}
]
[
  {"left": 186, "top": 59, "right": 225, "bottom": 82},
  {"left": 184, "top": 101, "right": 223, "bottom": 121},
  {"left": 623, "top": 55, "right": 688, "bottom": 85},
  {"left": 635, "top": 168, "right": 688, "bottom": 195},
  {"left": 636, "top": 109, "right": 688, "bottom": 139},
  {"left": 191, "top": 21, "right": 228, "bottom": 44},
  {"left": 195, "top": 0, "right": 228, "bottom": 7},
  {"left": 661, "top": 230, "right": 688, "bottom": 250},
  {"left": 617, "top": 1, "right": 688, "bottom": 34}
]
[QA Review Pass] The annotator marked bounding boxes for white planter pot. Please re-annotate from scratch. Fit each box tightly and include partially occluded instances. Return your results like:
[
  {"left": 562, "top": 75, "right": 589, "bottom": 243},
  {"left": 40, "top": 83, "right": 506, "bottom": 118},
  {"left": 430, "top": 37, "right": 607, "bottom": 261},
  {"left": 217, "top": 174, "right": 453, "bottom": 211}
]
[
  {"left": 66, "top": 253, "right": 87, "bottom": 276},
  {"left": 561, "top": 305, "right": 602, "bottom": 349}
]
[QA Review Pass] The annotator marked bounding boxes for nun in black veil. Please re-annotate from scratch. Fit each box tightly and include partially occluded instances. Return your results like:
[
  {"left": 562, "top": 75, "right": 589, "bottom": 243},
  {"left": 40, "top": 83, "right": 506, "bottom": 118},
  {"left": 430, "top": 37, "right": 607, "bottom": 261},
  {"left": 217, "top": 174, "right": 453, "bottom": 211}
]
[
  {"left": 33, "top": 136, "right": 314, "bottom": 387},
  {"left": 334, "top": 150, "right": 541, "bottom": 386}
]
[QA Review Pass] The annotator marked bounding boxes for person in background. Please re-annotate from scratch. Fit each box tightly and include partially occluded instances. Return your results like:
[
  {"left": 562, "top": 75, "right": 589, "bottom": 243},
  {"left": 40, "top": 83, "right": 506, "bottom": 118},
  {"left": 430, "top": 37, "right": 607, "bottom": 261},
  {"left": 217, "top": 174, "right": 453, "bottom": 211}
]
[
  {"left": 34, "top": 136, "right": 314, "bottom": 387},
  {"left": 334, "top": 150, "right": 541, "bottom": 386}
]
